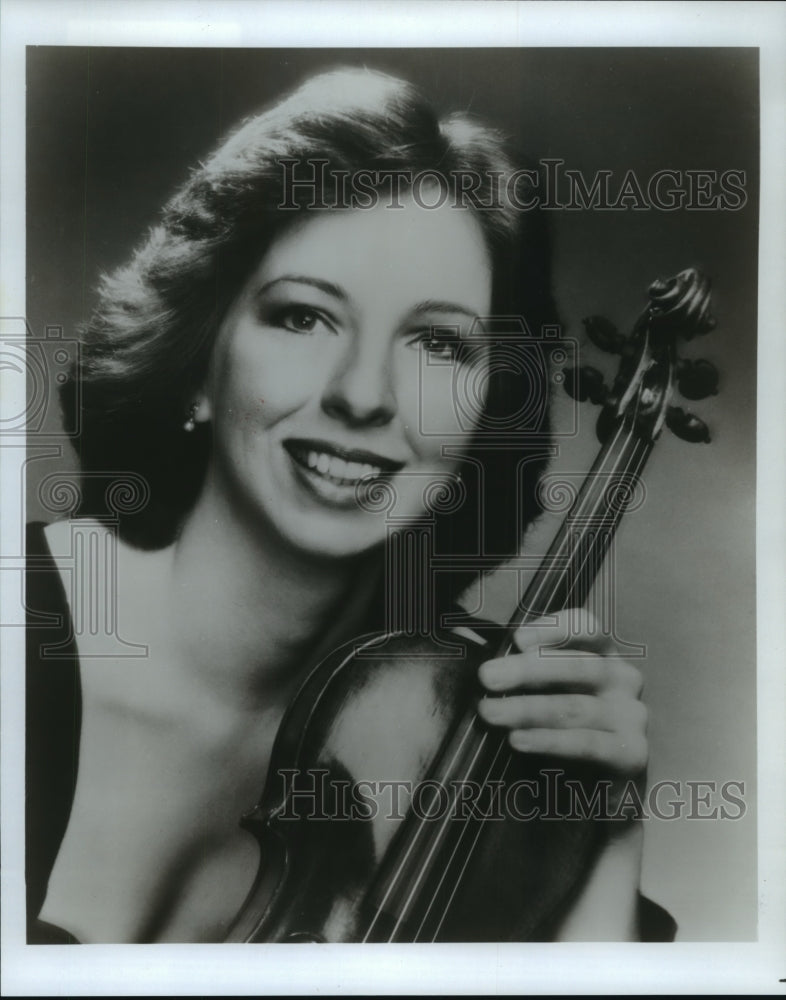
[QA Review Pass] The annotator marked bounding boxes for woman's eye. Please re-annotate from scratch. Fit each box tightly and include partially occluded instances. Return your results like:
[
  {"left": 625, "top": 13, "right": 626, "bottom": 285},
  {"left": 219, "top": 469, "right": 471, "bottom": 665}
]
[
  {"left": 426, "top": 338, "right": 459, "bottom": 359},
  {"left": 414, "top": 330, "right": 462, "bottom": 360},
  {"left": 269, "top": 305, "right": 333, "bottom": 335}
]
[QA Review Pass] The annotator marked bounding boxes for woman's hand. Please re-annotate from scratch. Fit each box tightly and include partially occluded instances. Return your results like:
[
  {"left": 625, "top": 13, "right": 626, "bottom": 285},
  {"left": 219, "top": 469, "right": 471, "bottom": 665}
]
[
  {"left": 477, "top": 609, "right": 649, "bottom": 940},
  {"left": 477, "top": 609, "right": 648, "bottom": 793}
]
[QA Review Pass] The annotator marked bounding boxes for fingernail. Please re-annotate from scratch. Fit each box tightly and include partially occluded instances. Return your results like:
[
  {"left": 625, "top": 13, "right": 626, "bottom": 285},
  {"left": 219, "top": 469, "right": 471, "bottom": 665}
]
[
  {"left": 510, "top": 732, "right": 532, "bottom": 751},
  {"left": 479, "top": 662, "right": 502, "bottom": 688},
  {"left": 515, "top": 625, "right": 537, "bottom": 648},
  {"left": 478, "top": 696, "right": 501, "bottom": 720}
]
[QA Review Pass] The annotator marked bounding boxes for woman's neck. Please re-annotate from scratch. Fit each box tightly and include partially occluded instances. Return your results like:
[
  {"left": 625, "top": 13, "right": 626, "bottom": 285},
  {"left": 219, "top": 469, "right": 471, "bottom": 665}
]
[{"left": 170, "top": 480, "right": 379, "bottom": 710}]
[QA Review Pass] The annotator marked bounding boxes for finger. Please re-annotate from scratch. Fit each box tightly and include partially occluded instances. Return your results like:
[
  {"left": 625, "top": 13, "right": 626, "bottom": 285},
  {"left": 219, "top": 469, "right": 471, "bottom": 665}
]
[
  {"left": 508, "top": 727, "right": 649, "bottom": 775},
  {"left": 478, "top": 692, "right": 611, "bottom": 731},
  {"left": 512, "top": 609, "right": 614, "bottom": 656},
  {"left": 479, "top": 692, "right": 646, "bottom": 734},
  {"left": 479, "top": 652, "right": 643, "bottom": 698}
]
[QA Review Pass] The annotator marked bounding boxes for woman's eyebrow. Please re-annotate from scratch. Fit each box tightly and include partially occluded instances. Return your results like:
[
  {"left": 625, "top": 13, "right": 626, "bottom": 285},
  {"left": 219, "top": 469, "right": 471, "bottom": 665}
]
[
  {"left": 410, "top": 299, "right": 480, "bottom": 320},
  {"left": 256, "top": 275, "right": 348, "bottom": 300}
]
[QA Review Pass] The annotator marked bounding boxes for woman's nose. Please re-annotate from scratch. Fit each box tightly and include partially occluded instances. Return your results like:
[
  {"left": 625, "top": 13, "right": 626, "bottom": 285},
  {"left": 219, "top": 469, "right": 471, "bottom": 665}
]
[{"left": 320, "top": 340, "right": 396, "bottom": 428}]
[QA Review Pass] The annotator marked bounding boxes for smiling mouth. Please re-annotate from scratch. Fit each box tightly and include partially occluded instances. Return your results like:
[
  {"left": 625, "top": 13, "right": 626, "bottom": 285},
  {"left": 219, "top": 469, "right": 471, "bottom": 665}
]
[{"left": 284, "top": 439, "right": 404, "bottom": 490}]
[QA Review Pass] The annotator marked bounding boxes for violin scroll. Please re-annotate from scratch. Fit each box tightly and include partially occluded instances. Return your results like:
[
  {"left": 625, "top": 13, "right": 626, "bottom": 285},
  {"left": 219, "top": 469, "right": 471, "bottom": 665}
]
[
  {"left": 647, "top": 267, "right": 715, "bottom": 339},
  {"left": 563, "top": 267, "right": 718, "bottom": 445}
]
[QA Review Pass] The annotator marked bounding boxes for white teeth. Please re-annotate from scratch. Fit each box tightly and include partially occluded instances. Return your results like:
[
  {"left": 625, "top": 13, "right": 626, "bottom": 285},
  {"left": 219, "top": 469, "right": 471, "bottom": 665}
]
[
  {"left": 326, "top": 455, "right": 347, "bottom": 480},
  {"left": 299, "top": 448, "right": 384, "bottom": 483}
]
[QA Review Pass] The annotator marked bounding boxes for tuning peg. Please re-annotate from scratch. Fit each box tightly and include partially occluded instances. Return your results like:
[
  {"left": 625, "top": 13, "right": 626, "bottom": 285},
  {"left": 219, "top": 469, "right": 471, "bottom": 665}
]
[
  {"left": 675, "top": 358, "right": 720, "bottom": 400},
  {"left": 563, "top": 365, "right": 609, "bottom": 404},
  {"left": 666, "top": 406, "right": 711, "bottom": 443},
  {"left": 681, "top": 313, "right": 717, "bottom": 341},
  {"left": 582, "top": 315, "right": 626, "bottom": 354}
]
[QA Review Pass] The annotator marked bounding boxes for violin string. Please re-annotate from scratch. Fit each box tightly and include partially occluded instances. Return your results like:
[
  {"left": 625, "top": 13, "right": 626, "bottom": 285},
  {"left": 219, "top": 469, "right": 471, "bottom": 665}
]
[
  {"left": 425, "top": 755, "right": 515, "bottom": 943},
  {"left": 379, "top": 715, "right": 512, "bottom": 942},
  {"left": 363, "top": 711, "right": 501, "bottom": 941},
  {"left": 359, "top": 701, "right": 484, "bottom": 941},
  {"left": 554, "top": 378, "right": 652, "bottom": 617},
  {"left": 391, "top": 412, "right": 647, "bottom": 939},
  {"left": 506, "top": 415, "right": 634, "bottom": 636},
  {"left": 379, "top": 721, "right": 499, "bottom": 943},
  {"left": 411, "top": 423, "right": 652, "bottom": 940},
  {"left": 413, "top": 747, "right": 514, "bottom": 942},
  {"left": 561, "top": 439, "right": 650, "bottom": 613},
  {"left": 364, "top": 417, "right": 639, "bottom": 941}
]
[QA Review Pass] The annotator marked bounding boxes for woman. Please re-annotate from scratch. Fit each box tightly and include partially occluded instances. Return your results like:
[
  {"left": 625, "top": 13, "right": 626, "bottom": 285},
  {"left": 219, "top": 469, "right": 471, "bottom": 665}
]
[{"left": 26, "top": 67, "right": 665, "bottom": 943}]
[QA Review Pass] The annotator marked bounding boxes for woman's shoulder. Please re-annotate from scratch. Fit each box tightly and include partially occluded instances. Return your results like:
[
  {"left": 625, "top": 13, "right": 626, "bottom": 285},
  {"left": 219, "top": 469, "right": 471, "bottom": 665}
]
[
  {"left": 30, "top": 515, "right": 112, "bottom": 552},
  {"left": 26, "top": 518, "right": 113, "bottom": 637},
  {"left": 27, "top": 516, "right": 115, "bottom": 577},
  {"left": 28, "top": 517, "right": 169, "bottom": 645}
]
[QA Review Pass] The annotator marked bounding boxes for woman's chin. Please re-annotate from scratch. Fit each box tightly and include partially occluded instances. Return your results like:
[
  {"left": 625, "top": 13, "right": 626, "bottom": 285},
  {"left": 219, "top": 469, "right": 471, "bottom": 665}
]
[{"left": 276, "top": 514, "right": 387, "bottom": 563}]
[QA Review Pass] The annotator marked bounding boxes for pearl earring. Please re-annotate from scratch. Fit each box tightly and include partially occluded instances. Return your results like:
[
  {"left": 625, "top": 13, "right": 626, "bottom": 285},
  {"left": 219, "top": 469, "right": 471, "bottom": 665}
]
[{"left": 183, "top": 402, "right": 198, "bottom": 432}]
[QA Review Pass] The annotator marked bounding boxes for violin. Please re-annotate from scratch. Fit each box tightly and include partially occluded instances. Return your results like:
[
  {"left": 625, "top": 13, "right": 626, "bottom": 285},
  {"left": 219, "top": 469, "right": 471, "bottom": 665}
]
[{"left": 225, "top": 268, "right": 716, "bottom": 943}]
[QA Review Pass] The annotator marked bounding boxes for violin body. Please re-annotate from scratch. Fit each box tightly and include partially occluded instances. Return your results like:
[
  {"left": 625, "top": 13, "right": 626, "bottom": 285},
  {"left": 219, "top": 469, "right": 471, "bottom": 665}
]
[{"left": 227, "top": 629, "right": 599, "bottom": 943}]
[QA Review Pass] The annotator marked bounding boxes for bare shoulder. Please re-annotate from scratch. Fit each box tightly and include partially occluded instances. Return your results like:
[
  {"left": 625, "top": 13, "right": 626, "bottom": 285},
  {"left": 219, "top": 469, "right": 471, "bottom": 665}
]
[{"left": 42, "top": 517, "right": 175, "bottom": 659}]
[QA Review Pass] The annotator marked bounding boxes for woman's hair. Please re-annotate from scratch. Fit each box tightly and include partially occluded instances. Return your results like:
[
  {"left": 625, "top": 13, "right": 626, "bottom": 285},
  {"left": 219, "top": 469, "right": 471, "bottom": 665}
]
[{"left": 64, "top": 66, "right": 557, "bottom": 605}]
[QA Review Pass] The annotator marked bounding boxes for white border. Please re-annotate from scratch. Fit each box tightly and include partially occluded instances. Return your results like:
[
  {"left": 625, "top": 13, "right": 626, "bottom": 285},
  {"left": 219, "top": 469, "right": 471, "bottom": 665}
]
[{"left": 2, "top": 1, "right": 785, "bottom": 995}]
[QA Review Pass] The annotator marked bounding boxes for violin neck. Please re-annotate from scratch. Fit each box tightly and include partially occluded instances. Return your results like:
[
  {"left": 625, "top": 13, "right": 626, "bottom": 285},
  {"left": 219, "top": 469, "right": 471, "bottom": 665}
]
[{"left": 498, "top": 419, "right": 653, "bottom": 654}]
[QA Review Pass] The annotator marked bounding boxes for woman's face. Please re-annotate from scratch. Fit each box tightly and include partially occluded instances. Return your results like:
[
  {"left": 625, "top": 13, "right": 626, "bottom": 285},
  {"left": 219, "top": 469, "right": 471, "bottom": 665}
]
[{"left": 201, "top": 195, "right": 493, "bottom": 560}]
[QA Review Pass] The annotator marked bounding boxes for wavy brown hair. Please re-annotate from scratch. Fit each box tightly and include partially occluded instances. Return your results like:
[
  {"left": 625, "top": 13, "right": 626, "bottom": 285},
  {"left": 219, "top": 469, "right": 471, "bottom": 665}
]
[{"left": 63, "top": 67, "right": 557, "bottom": 608}]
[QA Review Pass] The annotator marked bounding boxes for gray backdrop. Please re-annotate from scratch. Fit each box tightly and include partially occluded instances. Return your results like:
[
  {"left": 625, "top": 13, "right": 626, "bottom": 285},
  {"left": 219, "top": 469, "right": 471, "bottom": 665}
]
[{"left": 26, "top": 47, "right": 758, "bottom": 940}]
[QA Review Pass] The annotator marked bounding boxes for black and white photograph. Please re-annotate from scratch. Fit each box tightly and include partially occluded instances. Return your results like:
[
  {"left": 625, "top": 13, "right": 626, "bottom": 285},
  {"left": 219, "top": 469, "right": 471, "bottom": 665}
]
[{"left": 2, "top": 1, "right": 784, "bottom": 995}]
